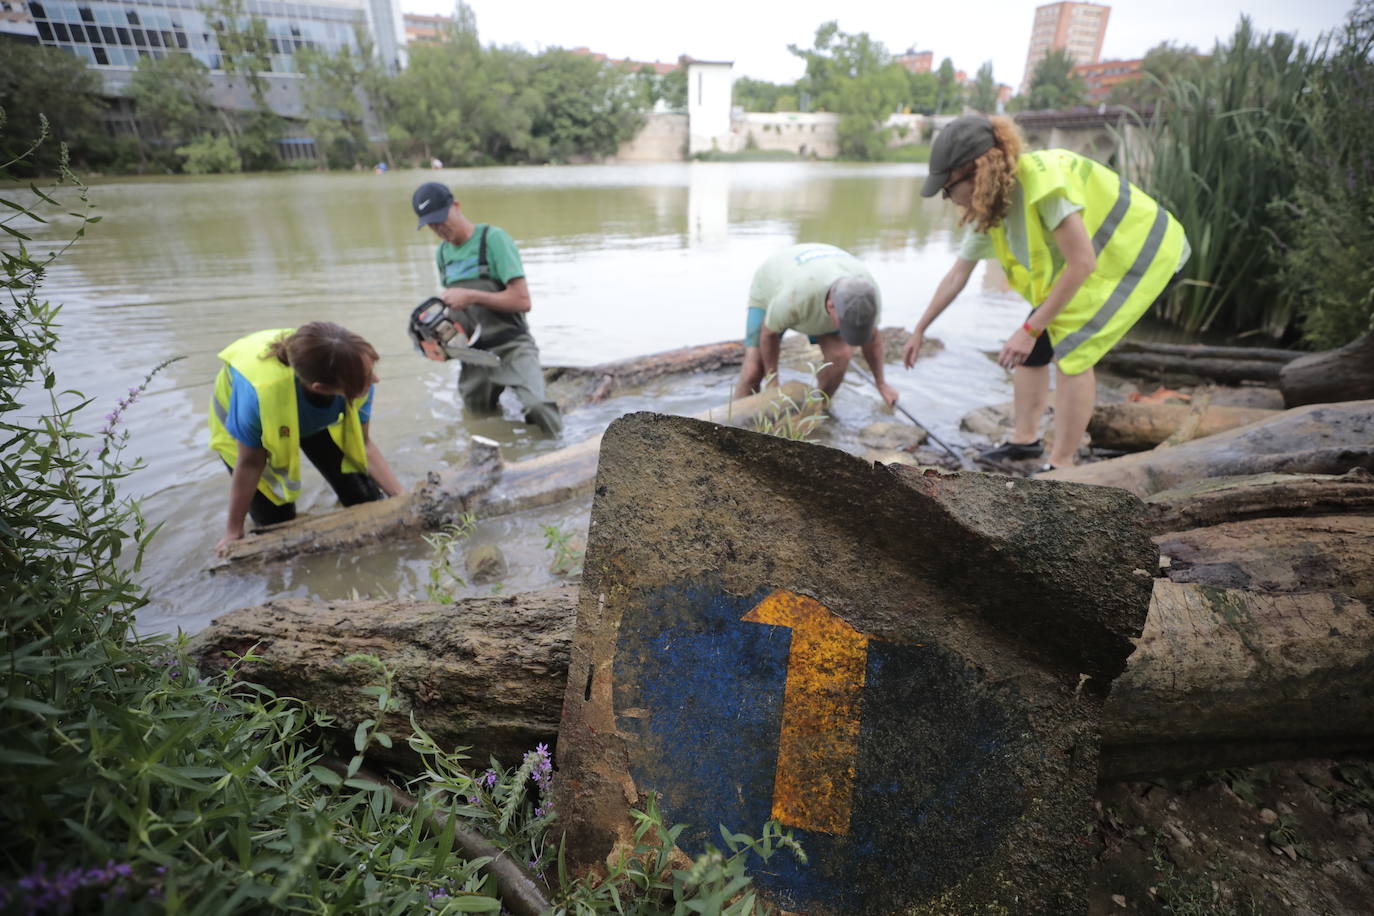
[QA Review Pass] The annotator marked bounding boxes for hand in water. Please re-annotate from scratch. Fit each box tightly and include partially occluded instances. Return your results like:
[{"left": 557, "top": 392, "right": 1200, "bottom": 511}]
[{"left": 901, "top": 331, "right": 924, "bottom": 369}]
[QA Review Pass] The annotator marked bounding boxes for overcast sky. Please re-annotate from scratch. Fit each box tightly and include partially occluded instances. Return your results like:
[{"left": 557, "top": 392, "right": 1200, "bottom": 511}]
[{"left": 398, "top": 0, "right": 1355, "bottom": 88}]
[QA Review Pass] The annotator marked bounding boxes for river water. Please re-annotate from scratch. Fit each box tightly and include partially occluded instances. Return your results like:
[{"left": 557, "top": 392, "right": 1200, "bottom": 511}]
[{"left": 24, "top": 161, "right": 1035, "bottom": 634}]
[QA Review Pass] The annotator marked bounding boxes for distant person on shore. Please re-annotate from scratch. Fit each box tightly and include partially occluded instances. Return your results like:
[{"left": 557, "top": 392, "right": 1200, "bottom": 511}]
[
  {"left": 411, "top": 182, "right": 563, "bottom": 437},
  {"left": 733, "top": 242, "right": 899, "bottom": 407},
  {"left": 903, "top": 115, "right": 1190, "bottom": 469},
  {"left": 209, "top": 323, "right": 404, "bottom": 554}
]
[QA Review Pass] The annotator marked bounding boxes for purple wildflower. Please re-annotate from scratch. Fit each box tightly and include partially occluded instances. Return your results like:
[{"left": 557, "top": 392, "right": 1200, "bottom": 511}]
[{"left": 481, "top": 769, "right": 498, "bottom": 789}]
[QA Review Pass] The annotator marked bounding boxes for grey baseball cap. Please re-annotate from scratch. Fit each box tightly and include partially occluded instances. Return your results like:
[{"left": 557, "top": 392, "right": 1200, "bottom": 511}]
[
  {"left": 412, "top": 182, "right": 454, "bottom": 228},
  {"left": 921, "top": 116, "right": 996, "bottom": 197},
  {"left": 831, "top": 276, "right": 878, "bottom": 346}
]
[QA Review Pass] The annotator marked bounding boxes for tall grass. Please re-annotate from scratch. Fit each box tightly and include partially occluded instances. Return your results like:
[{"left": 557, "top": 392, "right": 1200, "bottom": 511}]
[{"left": 1124, "top": 18, "right": 1323, "bottom": 339}]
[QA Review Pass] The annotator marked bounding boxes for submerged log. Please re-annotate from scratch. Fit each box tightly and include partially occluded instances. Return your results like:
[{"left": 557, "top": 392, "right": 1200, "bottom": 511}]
[
  {"left": 1102, "top": 580, "right": 1374, "bottom": 780},
  {"left": 190, "top": 577, "right": 1374, "bottom": 783},
  {"left": 1099, "top": 340, "right": 1301, "bottom": 385},
  {"left": 1155, "top": 514, "right": 1374, "bottom": 603},
  {"left": 1041, "top": 400, "right": 1374, "bottom": 498},
  {"left": 1280, "top": 330, "right": 1374, "bottom": 408},
  {"left": 1143, "top": 469, "right": 1374, "bottom": 534},
  {"left": 1087, "top": 402, "right": 1278, "bottom": 452},
  {"left": 216, "top": 382, "right": 816, "bottom": 567},
  {"left": 544, "top": 326, "right": 939, "bottom": 407}
]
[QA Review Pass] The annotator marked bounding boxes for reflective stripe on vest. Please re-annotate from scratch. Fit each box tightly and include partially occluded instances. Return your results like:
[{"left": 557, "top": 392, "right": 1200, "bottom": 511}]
[
  {"left": 207, "top": 328, "right": 368, "bottom": 506},
  {"left": 988, "top": 150, "right": 1186, "bottom": 375}
]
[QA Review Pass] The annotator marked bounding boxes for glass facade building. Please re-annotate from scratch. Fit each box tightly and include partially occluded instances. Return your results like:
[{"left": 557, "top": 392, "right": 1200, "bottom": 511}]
[{"left": 25, "top": 0, "right": 400, "bottom": 74}]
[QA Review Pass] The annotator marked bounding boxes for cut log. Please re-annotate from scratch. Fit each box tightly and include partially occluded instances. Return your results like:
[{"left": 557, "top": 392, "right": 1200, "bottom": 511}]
[
  {"left": 1087, "top": 402, "right": 1278, "bottom": 452},
  {"left": 216, "top": 382, "right": 818, "bottom": 567},
  {"left": 1099, "top": 353, "right": 1286, "bottom": 384},
  {"left": 187, "top": 585, "right": 578, "bottom": 770},
  {"left": 1112, "top": 340, "right": 1302, "bottom": 363},
  {"left": 1040, "top": 400, "right": 1374, "bottom": 498},
  {"left": 188, "top": 578, "right": 1374, "bottom": 782},
  {"left": 1098, "top": 340, "right": 1301, "bottom": 385},
  {"left": 544, "top": 326, "right": 939, "bottom": 407},
  {"left": 1154, "top": 514, "right": 1374, "bottom": 603},
  {"left": 1102, "top": 580, "right": 1374, "bottom": 780},
  {"left": 1143, "top": 469, "right": 1374, "bottom": 534},
  {"left": 1280, "top": 330, "right": 1374, "bottom": 408}
]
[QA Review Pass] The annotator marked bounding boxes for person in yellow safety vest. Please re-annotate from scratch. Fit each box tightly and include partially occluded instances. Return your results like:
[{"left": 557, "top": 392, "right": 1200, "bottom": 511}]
[
  {"left": 903, "top": 115, "right": 1190, "bottom": 470},
  {"left": 208, "top": 322, "right": 404, "bottom": 554}
]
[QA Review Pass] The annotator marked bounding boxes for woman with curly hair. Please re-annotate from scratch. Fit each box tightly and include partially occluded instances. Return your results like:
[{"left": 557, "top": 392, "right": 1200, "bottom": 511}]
[
  {"left": 902, "top": 115, "right": 1190, "bottom": 469},
  {"left": 208, "top": 322, "right": 404, "bottom": 554}
]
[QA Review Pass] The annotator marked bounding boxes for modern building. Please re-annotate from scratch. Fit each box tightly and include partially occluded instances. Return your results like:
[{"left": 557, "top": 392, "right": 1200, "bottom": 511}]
[
  {"left": 23, "top": 0, "right": 405, "bottom": 153},
  {"left": 1020, "top": 1, "right": 1110, "bottom": 93},
  {"left": 1, "top": 0, "right": 39, "bottom": 42},
  {"left": 1074, "top": 57, "right": 1142, "bottom": 102},
  {"left": 26, "top": 0, "right": 405, "bottom": 73}
]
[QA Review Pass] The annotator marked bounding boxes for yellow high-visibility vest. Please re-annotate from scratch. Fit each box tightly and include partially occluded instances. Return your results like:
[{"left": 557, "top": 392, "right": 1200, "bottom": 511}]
[
  {"left": 989, "top": 150, "right": 1187, "bottom": 374},
  {"left": 208, "top": 328, "right": 369, "bottom": 506}
]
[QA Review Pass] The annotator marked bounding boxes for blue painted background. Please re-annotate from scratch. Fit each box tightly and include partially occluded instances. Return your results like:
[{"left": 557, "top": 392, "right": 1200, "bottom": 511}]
[{"left": 613, "top": 579, "right": 1026, "bottom": 914}]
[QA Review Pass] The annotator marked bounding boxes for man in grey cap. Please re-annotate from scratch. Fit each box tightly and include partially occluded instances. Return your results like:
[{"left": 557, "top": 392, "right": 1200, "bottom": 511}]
[
  {"left": 412, "top": 181, "right": 562, "bottom": 437},
  {"left": 733, "top": 243, "right": 898, "bottom": 407}
]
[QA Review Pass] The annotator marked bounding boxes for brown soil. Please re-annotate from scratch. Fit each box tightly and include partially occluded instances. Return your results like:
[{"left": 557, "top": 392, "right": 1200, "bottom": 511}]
[{"left": 1089, "top": 759, "right": 1374, "bottom": 915}]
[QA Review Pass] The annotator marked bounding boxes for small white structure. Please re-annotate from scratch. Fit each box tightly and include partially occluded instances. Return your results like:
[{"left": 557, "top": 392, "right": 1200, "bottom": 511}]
[{"left": 687, "top": 60, "right": 734, "bottom": 156}]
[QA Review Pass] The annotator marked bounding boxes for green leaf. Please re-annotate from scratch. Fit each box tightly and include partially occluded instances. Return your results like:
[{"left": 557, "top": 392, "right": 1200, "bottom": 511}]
[
  {"left": 0, "top": 748, "right": 57, "bottom": 766},
  {"left": 310, "top": 765, "right": 342, "bottom": 787}
]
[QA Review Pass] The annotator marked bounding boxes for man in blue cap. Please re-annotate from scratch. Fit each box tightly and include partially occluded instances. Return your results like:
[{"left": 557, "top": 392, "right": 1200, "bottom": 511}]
[{"left": 412, "top": 181, "right": 563, "bottom": 437}]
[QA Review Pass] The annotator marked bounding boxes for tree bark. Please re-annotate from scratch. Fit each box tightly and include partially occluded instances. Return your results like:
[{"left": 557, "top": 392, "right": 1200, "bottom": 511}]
[
  {"left": 1098, "top": 353, "right": 1286, "bottom": 384},
  {"left": 215, "top": 382, "right": 818, "bottom": 567},
  {"left": 1042, "top": 400, "right": 1374, "bottom": 497},
  {"left": 1102, "top": 580, "right": 1374, "bottom": 780},
  {"left": 1143, "top": 469, "right": 1374, "bottom": 534},
  {"left": 188, "top": 577, "right": 1374, "bottom": 783},
  {"left": 1088, "top": 402, "right": 1278, "bottom": 452},
  {"left": 1280, "top": 330, "right": 1374, "bottom": 408},
  {"left": 543, "top": 327, "right": 938, "bottom": 408},
  {"left": 1154, "top": 514, "right": 1374, "bottom": 603}
]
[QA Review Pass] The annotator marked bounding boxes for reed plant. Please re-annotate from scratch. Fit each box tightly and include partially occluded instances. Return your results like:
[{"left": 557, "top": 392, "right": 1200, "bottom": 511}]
[
  {"left": 1270, "top": 0, "right": 1374, "bottom": 349},
  {"left": 1123, "top": 18, "right": 1322, "bottom": 339}
]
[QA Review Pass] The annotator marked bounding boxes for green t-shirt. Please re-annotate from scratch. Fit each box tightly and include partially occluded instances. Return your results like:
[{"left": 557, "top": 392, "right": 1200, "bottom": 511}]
[
  {"left": 749, "top": 243, "right": 881, "bottom": 338},
  {"left": 435, "top": 224, "right": 525, "bottom": 288}
]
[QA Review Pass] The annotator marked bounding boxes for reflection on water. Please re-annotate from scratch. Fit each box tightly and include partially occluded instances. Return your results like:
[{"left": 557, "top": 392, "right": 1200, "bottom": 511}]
[{"left": 28, "top": 161, "right": 1034, "bottom": 634}]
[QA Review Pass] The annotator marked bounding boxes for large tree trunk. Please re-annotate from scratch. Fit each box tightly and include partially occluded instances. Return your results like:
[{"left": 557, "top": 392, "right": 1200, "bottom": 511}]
[
  {"left": 187, "top": 586, "right": 579, "bottom": 770},
  {"left": 1099, "top": 340, "right": 1300, "bottom": 385},
  {"left": 215, "top": 382, "right": 817, "bottom": 567},
  {"left": 1088, "top": 402, "right": 1278, "bottom": 452},
  {"left": 1102, "top": 580, "right": 1374, "bottom": 780},
  {"left": 1143, "top": 469, "right": 1374, "bottom": 534},
  {"left": 1280, "top": 330, "right": 1374, "bottom": 408},
  {"left": 1041, "top": 400, "right": 1374, "bottom": 497},
  {"left": 1154, "top": 514, "right": 1374, "bottom": 603},
  {"left": 188, "top": 578, "right": 1374, "bottom": 782}
]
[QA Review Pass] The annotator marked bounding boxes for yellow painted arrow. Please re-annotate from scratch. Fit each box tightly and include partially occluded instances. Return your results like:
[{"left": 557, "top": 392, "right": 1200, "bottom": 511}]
[{"left": 743, "top": 589, "right": 871, "bottom": 835}]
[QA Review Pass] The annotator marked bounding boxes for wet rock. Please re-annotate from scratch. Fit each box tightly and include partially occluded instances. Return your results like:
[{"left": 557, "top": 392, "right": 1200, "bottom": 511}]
[
  {"left": 465, "top": 544, "right": 507, "bottom": 584},
  {"left": 858, "top": 420, "right": 926, "bottom": 450},
  {"left": 557, "top": 412, "right": 1157, "bottom": 915}
]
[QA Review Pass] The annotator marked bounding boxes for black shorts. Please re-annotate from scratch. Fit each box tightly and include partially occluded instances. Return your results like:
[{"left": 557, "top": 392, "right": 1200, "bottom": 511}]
[{"left": 1024, "top": 312, "right": 1054, "bottom": 367}]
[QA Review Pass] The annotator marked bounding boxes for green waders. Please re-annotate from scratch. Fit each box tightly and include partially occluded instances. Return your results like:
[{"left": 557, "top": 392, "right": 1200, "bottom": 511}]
[{"left": 458, "top": 334, "right": 563, "bottom": 437}]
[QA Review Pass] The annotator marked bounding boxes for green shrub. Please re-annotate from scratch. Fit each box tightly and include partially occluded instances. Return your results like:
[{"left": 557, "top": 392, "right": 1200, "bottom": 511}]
[
  {"left": 176, "top": 133, "right": 243, "bottom": 175},
  {"left": 1, "top": 127, "right": 802, "bottom": 914}
]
